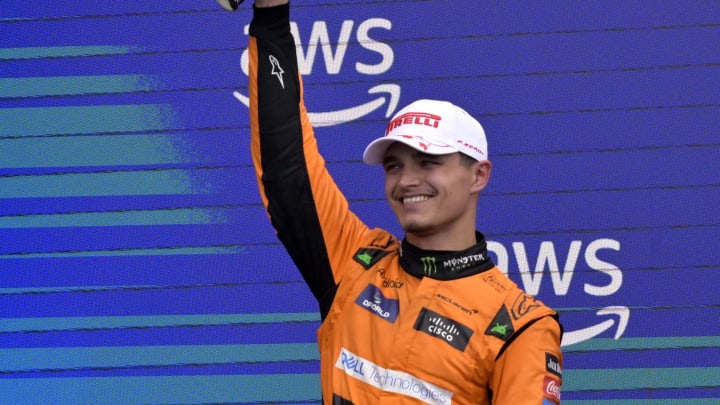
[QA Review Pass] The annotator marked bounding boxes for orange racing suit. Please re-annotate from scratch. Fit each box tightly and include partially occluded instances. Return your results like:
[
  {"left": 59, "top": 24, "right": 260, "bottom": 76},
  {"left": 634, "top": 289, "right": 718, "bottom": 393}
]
[{"left": 247, "top": 4, "right": 563, "bottom": 404}]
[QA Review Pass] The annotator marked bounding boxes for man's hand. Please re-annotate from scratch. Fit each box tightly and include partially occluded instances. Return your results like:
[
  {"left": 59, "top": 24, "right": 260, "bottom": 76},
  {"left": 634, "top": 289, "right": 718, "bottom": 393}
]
[
  {"left": 216, "top": 0, "right": 286, "bottom": 11},
  {"left": 216, "top": 0, "right": 242, "bottom": 11},
  {"left": 255, "top": 0, "right": 288, "bottom": 7}
]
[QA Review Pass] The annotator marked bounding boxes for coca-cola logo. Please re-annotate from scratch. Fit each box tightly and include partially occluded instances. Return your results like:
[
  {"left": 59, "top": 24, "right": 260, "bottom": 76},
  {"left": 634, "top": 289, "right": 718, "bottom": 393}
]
[{"left": 543, "top": 376, "right": 561, "bottom": 403}]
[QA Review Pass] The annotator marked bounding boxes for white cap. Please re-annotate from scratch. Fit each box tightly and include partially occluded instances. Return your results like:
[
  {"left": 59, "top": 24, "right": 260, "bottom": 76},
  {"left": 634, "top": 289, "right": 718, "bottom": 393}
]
[{"left": 363, "top": 99, "right": 488, "bottom": 165}]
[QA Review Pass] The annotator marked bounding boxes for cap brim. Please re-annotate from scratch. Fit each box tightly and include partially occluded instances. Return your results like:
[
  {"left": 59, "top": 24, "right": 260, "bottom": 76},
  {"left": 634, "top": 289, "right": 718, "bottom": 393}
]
[{"left": 362, "top": 134, "right": 456, "bottom": 165}]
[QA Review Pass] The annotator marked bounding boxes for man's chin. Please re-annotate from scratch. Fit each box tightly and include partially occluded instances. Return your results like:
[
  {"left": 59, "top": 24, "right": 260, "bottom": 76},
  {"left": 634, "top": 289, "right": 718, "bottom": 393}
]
[{"left": 401, "top": 222, "right": 432, "bottom": 236}]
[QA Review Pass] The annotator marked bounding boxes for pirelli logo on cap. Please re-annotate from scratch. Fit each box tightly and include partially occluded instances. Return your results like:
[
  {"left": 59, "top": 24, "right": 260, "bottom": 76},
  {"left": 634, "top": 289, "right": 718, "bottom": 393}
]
[{"left": 414, "top": 307, "right": 473, "bottom": 352}]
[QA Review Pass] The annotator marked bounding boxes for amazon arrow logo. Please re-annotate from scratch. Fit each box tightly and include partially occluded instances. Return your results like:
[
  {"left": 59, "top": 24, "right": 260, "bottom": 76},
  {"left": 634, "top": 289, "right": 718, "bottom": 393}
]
[
  {"left": 235, "top": 18, "right": 399, "bottom": 126},
  {"left": 561, "top": 306, "right": 630, "bottom": 347},
  {"left": 233, "top": 83, "right": 401, "bottom": 127}
]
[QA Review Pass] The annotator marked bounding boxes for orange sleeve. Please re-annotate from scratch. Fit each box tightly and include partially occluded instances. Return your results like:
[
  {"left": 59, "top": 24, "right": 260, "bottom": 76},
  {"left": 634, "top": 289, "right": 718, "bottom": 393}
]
[
  {"left": 248, "top": 4, "right": 374, "bottom": 313},
  {"left": 489, "top": 315, "right": 563, "bottom": 404}
]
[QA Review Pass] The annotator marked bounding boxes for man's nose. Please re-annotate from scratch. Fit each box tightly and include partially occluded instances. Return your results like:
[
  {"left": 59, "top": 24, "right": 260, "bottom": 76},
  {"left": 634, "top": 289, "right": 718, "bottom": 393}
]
[{"left": 397, "top": 166, "right": 422, "bottom": 186}]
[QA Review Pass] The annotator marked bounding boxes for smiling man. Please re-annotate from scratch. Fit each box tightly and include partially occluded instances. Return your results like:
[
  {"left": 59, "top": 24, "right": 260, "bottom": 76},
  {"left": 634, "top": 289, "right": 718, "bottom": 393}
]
[
  {"left": 245, "top": 1, "right": 563, "bottom": 404},
  {"left": 365, "top": 99, "right": 492, "bottom": 251}
]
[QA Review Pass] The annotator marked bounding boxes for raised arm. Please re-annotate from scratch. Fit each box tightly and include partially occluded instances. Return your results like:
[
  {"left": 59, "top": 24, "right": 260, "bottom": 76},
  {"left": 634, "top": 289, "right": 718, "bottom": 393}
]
[{"left": 247, "top": 2, "right": 371, "bottom": 317}]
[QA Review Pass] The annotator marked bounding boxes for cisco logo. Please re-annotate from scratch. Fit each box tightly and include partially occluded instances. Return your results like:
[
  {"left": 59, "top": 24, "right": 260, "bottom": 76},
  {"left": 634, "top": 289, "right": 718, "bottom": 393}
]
[{"left": 413, "top": 308, "right": 473, "bottom": 352}]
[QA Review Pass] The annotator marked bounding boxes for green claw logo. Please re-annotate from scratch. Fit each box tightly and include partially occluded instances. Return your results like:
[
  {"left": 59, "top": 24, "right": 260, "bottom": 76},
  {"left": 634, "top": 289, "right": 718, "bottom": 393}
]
[
  {"left": 490, "top": 323, "right": 508, "bottom": 336},
  {"left": 356, "top": 252, "right": 373, "bottom": 266},
  {"left": 421, "top": 256, "right": 437, "bottom": 275}
]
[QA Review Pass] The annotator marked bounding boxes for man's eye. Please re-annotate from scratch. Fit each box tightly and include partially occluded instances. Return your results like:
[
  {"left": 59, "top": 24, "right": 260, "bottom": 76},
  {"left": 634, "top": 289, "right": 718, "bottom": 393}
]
[
  {"left": 383, "top": 163, "right": 400, "bottom": 172},
  {"left": 421, "top": 160, "right": 439, "bottom": 167}
]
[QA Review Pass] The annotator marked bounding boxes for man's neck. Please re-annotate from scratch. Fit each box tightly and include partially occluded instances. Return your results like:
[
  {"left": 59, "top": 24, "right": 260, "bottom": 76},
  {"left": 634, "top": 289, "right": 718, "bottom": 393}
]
[
  {"left": 399, "top": 232, "right": 495, "bottom": 280},
  {"left": 405, "top": 230, "right": 478, "bottom": 251}
]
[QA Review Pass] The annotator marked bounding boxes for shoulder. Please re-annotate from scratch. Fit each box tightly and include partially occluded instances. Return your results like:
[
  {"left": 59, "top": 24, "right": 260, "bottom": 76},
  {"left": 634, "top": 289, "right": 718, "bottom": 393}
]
[
  {"left": 478, "top": 268, "right": 557, "bottom": 326},
  {"left": 350, "top": 228, "right": 400, "bottom": 267},
  {"left": 468, "top": 268, "right": 559, "bottom": 347}
]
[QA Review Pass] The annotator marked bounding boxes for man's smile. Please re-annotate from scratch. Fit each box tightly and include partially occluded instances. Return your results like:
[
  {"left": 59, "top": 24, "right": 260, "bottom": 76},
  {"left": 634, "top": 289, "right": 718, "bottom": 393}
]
[{"left": 401, "top": 195, "right": 432, "bottom": 204}]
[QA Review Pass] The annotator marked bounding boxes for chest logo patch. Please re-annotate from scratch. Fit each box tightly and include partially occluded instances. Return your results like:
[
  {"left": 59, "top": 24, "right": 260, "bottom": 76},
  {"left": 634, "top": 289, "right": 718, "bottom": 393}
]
[
  {"left": 414, "top": 307, "right": 473, "bottom": 352},
  {"left": 485, "top": 305, "right": 515, "bottom": 341},
  {"left": 355, "top": 284, "right": 399, "bottom": 323},
  {"left": 353, "top": 248, "right": 391, "bottom": 270},
  {"left": 511, "top": 292, "right": 542, "bottom": 320}
]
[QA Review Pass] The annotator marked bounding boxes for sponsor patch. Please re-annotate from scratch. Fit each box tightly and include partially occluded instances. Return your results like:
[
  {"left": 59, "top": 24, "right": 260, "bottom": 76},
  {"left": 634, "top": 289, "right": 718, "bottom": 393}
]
[
  {"left": 435, "top": 293, "right": 476, "bottom": 316},
  {"left": 354, "top": 248, "right": 391, "bottom": 269},
  {"left": 335, "top": 347, "right": 453, "bottom": 404},
  {"left": 510, "top": 292, "right": 542, "bottom": 320},
  {"left": 481, "top": 273, "right": 507, "bottom": 293},
  {"left": 377, "top": 268, "right": 404, "bottom": 289},
  {"left": 414, "top": 307, "right": 473, "bottom": 352},
  {"left": 355, "top": 284, "right": 399, "bottom": 323},
  {"left": 543, "top": 376, "right": 561, "bottom": 404},
  {"left": 546, "top": 352, "right": 562, "bottom": 378},
  {"left": 485, "top": 305, "right": 514, "bottom": 341}
]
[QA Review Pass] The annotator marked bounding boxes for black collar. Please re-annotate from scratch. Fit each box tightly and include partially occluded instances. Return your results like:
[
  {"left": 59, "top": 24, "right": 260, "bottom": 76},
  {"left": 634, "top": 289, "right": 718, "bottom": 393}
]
[{"left": 399, "top": 232, "right": 496, "bottom": 280}]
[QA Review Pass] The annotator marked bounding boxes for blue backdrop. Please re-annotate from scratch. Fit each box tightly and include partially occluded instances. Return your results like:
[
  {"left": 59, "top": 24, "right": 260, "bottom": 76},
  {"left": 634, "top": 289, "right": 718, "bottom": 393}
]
[{"left": 1, "top": 1, "right": 719, "bottom": 403}]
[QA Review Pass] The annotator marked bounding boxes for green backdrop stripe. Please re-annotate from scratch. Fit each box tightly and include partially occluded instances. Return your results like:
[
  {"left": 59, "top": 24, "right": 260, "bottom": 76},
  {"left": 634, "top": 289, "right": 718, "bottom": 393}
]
[
  {"left": 0, "top": 246, "right": 246, "bottom": 259},
  {"left": 0, "top": 344, "right": 319, "bottom": 372},
  {"left": 0, "top": 135, "right": 184, "bottom": 168},
  {"left": 563, "top": 367, "right": 720, "bottom": 391},
  {"left": 564, "top": 336, "right": 720, "bottom": 351},
  {"left": 2, "top": 283, "right": 251, "bottom": 295},
  {"left": 0, "top": 369, "right": 715, "bottom": 402},
  {"left": 0, "top": 75, "right": 159, "bottom": 98},
  {"left": 0, "top": 208, "right": 226, "bottom": 228},
  {"left": 0, "top": 374, "right": 321, "bottom": 404},
  {"left": 0, "top": 170, "right": 197, "bottom": 198},
  {"left": 0, "top": 46, "right": 139, "bottom": 60},
  {"left": 0, "top": 313, "right": 320, "bottom": 333},
  {"left": 0, "top": 104, "right": 176, "bottom": 137}
]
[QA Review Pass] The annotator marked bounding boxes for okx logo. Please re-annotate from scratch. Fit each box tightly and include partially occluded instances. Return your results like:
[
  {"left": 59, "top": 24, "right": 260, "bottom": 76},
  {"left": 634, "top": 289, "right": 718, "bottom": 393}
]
[
  {"left": 355, "top": 284, "right": 399, "bottom": 323},
  {"left": 414, "top": 307, "right": 473, "bottom": 352}
]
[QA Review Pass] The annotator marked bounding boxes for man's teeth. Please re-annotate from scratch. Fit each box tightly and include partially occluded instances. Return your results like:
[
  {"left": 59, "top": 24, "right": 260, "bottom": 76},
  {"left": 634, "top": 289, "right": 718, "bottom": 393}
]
[{"left": 403, "top": 196, "right": 429, "bottom": 204}]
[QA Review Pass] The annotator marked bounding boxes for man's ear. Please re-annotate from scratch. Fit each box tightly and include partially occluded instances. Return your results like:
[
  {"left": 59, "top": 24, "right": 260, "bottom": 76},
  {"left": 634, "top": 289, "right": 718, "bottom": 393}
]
[{"left": 470, "top": 160, "right": 492, "bottom": 193}]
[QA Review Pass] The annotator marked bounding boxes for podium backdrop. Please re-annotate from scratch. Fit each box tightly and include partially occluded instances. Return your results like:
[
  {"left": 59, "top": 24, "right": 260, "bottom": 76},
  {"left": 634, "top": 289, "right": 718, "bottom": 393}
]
[{"left": 2, "top": 1, "right": 719, "bottom": 403}]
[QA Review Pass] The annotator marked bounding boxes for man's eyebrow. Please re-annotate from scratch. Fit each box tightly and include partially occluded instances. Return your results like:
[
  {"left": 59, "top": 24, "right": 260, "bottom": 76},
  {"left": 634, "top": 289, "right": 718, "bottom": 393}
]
[
  {"left": 382, "top": 155, "right": 398, "bottom": 165},
  {"left": 416, "top": 151, "right": 445, "bottom": 160},
  {"left": 383, "top": 151, "right": 445, "bottom": 164}
]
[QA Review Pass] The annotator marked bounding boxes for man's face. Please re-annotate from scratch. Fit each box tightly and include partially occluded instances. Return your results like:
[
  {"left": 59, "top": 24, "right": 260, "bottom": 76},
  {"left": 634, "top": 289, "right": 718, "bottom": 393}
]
[{"left": 382, "top": 142, "right": 489, "bottom": 239}]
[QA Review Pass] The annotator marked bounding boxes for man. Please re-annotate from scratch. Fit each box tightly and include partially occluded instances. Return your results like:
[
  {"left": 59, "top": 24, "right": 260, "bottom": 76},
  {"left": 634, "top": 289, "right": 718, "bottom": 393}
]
[{"left": 245, "top": 1, "right": 563, "bottom": 403}]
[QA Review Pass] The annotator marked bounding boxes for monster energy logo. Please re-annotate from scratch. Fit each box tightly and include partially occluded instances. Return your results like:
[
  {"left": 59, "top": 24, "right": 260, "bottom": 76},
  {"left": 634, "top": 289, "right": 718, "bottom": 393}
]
[{"left": 421, "top": 256, "right": 437, "bottom": 275}]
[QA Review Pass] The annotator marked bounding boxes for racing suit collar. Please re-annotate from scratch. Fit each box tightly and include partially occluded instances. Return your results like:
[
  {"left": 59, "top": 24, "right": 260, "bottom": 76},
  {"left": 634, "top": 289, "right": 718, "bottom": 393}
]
[{"left": 399, "top": 232, "right": 495, "bottom": 280}]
